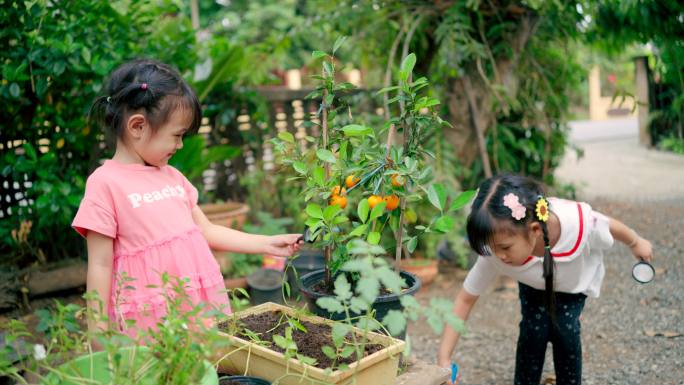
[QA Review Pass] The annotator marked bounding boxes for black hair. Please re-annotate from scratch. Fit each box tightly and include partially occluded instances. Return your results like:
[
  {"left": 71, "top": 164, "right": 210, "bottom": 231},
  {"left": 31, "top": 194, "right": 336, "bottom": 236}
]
[
  {"left": 466, "top": 173, "right": 556, "bottom": 319},
  {"left": 89, "top": 59, "right": 201, "bottom": 140}
]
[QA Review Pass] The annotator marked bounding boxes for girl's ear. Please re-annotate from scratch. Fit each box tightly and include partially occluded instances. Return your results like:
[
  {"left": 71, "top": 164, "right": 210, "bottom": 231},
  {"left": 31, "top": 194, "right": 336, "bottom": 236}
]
[
  {"left": 529, "top": 222, "right": 542, "bottom": 238},
  {"left": 126, "top": 113, "right": 148, "bottom": 140}
]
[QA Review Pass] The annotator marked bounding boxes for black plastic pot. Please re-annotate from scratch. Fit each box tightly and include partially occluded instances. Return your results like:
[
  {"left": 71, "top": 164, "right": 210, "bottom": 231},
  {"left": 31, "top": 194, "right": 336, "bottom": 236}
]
[
  {"left": 246, "top": 269, "right": 284, "bottom": 305},
  {"left": 219, "top": 375, "right": 271, "bottom": 385},
  {"left": 286, "top": 249, "right": 325, "bottom": 297},
  {"left": 299, "top": 269, "right": 421, "bottom": 339}
]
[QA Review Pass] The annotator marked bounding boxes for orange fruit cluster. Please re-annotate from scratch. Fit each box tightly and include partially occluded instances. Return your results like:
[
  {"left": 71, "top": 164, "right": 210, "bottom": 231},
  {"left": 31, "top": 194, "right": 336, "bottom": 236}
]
[
  {"left": 328, "top": 174, "right": 403, "bottom": 212},
  {"left": 367, "top": 194, "right": 399, "bottom": 211}
]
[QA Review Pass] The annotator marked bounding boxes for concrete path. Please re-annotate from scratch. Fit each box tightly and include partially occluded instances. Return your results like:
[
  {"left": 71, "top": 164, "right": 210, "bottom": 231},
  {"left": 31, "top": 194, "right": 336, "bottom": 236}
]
[{"left": 555, "top": 117, "right": 684, "bottom": 201}]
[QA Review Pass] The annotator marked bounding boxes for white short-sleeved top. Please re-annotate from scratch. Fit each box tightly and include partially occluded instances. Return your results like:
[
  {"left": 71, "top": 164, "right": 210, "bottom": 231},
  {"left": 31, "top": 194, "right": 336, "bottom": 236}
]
[{"left": 463, "top": 198, "right": 614, "bottom": 298}]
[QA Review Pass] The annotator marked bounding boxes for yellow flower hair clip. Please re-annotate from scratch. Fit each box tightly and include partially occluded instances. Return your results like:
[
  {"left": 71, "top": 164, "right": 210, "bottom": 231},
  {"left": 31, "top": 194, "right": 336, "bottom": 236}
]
[{"left": 535, "top": 196, "right": 549, "bottom": 222}]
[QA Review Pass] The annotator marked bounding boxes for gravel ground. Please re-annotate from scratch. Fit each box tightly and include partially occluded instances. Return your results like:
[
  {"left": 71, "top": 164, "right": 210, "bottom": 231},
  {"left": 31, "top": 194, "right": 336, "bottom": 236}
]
[{"left": 407, "top": 198, "right": 684, "bottom": 385}]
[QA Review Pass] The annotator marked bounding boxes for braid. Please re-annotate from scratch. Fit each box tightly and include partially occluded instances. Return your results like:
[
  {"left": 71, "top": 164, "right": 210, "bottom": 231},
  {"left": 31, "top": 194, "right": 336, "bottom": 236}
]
[{"left": 540, "top": 217, "right": 556, "bottom": 323}]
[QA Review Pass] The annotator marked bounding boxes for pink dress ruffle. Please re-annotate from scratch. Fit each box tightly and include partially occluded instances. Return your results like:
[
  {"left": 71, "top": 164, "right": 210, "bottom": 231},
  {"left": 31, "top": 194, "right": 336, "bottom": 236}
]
[{"left": 109, "top": 226, "right": 231, "bottom": 337}]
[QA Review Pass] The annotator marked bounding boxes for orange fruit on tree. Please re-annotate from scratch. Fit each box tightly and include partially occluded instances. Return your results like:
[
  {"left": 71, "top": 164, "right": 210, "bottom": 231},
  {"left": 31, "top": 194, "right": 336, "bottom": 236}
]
[
  {"left": 345, "top": 174, "right": 360, "bottom": 188},
  {"left": 329, "top": 194, "right": 347, "bottom": 209},
  {"left": 331, "top": 185, "right": 346, "bottom": 196},
  {"left": 383, "top": 194, "right": 400, "bottom": 210},
  {"left": 367, "top": 195, "right": 383, "bottom": 209},
  {"left": 391, "top": 174, "right": 405, "bottom": 187}
]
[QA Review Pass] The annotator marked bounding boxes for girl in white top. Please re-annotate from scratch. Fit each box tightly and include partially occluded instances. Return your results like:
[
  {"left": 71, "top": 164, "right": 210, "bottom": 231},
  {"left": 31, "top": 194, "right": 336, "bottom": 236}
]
[{"left": 437, "top": 174, "right": 653, "bottom": 385}]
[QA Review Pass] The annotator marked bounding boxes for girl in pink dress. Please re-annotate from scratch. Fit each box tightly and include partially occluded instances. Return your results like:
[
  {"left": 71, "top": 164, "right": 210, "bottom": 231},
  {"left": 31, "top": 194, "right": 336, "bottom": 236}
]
[{"left": 72, "top": 59, "right": 302, "bottom": 337}]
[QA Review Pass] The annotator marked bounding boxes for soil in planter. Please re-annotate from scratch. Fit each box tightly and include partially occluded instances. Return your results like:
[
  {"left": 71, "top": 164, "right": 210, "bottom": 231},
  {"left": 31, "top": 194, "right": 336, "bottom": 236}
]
[{"left": 219, "top": 311, "right": 384, "bottom": 370}]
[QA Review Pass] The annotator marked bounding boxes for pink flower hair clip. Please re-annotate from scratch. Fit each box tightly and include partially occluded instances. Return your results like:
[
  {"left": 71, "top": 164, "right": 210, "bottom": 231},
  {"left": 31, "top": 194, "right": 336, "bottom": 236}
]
[{"left": 503, "top": 193, "right": 526, "bottom": 220}]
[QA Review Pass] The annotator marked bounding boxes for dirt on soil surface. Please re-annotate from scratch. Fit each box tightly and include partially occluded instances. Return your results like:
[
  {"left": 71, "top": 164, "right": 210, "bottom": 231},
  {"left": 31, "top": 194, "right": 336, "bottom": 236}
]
[
  {"left": 407, "top": 198, "right": 684, "bottom": 385},
  {"left": 220, "top": 310, "right": 384, "bottom": 370}
]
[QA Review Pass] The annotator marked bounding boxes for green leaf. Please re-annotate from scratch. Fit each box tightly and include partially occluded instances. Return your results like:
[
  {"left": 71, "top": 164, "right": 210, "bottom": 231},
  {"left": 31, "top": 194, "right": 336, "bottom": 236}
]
[
  {"left": 331, "top": 323, "right": 350, "bottom": 347},
  {"left": 427, "top": 183, "right": 446, "bottom": 212},
  {"left": 316, "top": 297, "right": 345, "bottom": 314},
  {"left": 357, "top": 276, "right": 380, "bottom": 304},
  {"left": 306, "top": 203, "right": 324, "bottom": 219},
  {"left": 449, "top": 190, "right": 476, "bottom": 212},
  {"left": 340, "top": 345, "right": 355, "bottom": 358},
  {"left": 9, "top": 83, "right": 20, "bottom": 98},
  {"left": 369, "top": 201, "right": 386, "bottom": 221},
  {"left": 278, "top": 131, "right": 295, "bottom": 144},
  {"left": 341, "top": 124, "right": 373, "bottom": 137},
  {"left": 312, "top": 50, "right": 327, "bottom": 59},
  {"left": 333, "top": 274, "right": 352, "bottom": 301},
  {"left": 357, "top": 199, "right": 369, "bottom": 223},
  {"left": 293, "top": 161, "right": 307, "bottom": 175},
  {"left": 322, "top": 345, "right": 336, "bottom": 359},
  {"left": 406, "top": 237, "right": 418, "bottom": 253},
  {"left": 349, "top": 224, "right": 368, "bottom": 237},
  {"left": 332, "top": 36, "right": 347, "bottom": 55},
  {"left": 312, "top": 167, "right": 326, "bottom": 187},
  {"left": 367, "top": 232, "right": 381, "bottom": 245},
  {"left": 376, "top": 86, "right": 400, "bottom": 95},
  {"left": 316, "top": 149, "right": 337, "bottom": 163},
  {"left": 23, "top": 143, "right": 37, "bottom": 162},
  {"left": 333, "top": 216, "right": 349, "bottom": 225},
  {"left": 383, "top": 310, "right": 407, "bottom": 337},
  {"left": 273, "top": 335, "right": 289, "bottom": 350},
  {"left": 434, "top": 216, "right": 455, "bottom": 233},
  {"left": 324, "top": 204, "right": 342, "bottom": 223},
  {"left": 297, "top": 354, "right": 317, "bottom": 366},
  {"left": 400, "top": 53, "right": 416, "bottom": 78},
  {"left": 81, "top": 47, "right": 91, "bottom": 64},
  {"left": 323, "top": 61, "right": 334, "bottom": 78}
]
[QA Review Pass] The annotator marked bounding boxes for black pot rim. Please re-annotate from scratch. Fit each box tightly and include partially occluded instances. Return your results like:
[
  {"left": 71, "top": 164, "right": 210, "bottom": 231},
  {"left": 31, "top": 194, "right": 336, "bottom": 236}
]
[
  {"left": 218, "top": 375, "right": 270, "bottom": 385},
  {"left": 298, "top": 268, "right": 421, "bottom": 304}
]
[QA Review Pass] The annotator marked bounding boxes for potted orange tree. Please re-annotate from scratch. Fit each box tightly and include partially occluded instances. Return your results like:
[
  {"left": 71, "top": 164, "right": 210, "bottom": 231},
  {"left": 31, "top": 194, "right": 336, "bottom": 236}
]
[
  {"left": 271, "top": 41, "right": 475, "bottom": 336},
  {"left": 212, "top": 40, "right": 469, "bottom": 385}
]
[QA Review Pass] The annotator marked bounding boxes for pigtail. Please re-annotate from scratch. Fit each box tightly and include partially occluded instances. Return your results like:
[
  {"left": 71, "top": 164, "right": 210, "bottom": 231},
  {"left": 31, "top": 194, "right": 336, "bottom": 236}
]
[
  {"left": 535, "top": 196, "right": 556, "bottom": 322},
  {"left": 540, "top": 220, "right": 556, "bottom": 322}
]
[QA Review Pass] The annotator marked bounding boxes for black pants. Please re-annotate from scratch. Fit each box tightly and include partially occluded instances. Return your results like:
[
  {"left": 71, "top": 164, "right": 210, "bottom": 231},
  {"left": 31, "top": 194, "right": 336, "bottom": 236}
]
[{"left": 514, "top": 283, "right": 587, "bottom": 385}]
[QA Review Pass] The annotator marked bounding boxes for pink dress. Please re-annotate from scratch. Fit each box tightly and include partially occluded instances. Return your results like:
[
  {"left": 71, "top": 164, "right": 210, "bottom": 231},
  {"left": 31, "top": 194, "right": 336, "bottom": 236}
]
[{"left": 72, "top": 160, "right": 231, "bottom": 336}]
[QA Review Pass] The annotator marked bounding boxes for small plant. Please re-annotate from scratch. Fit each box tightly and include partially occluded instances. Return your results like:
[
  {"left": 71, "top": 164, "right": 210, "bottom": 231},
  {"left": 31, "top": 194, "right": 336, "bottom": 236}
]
[{"left": 0, "top": 274, "right": 226, "bottom": 385}]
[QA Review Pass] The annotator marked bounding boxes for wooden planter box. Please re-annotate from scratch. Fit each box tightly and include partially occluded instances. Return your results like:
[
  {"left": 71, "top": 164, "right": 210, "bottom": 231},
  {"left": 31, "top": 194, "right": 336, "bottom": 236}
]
[{"left": 215, "top": 302, "right": 405, "bottom": 385}]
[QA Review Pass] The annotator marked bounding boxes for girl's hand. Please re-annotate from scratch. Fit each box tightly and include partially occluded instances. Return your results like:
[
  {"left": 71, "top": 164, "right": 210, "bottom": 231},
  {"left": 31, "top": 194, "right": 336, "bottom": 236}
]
[
  {"left": 263, "top": 234, "right": 303, "bottom": 257},
  {"left": 631, "top": 236, "right": 653, "bottom": 263},
  {"left": 437, "top": 359, "right": 461, "bottom": 385}
]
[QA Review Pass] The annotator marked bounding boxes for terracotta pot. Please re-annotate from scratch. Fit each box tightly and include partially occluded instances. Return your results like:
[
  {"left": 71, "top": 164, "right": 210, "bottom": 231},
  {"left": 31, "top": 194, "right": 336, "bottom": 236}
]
[
  {"left": 200, "top": 202, "right": 250, "bottom": 230},
  {"left": 224, "top": 276, "right": 248, "bottom": 290},
  {"left": 399, "top": 259, "right": 439, "bottom": 287}
]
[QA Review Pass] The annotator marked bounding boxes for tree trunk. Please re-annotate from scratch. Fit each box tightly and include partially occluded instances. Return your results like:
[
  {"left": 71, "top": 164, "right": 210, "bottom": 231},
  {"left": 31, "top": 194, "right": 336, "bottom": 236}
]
[{"left": 443, "top": 14, "right": 539, "bottom": 172}]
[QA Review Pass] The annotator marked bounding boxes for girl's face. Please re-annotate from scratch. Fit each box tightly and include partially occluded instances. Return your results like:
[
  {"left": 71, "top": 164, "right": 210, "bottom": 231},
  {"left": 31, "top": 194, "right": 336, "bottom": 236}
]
[
  {"left": 130, "top": 109, "right": 191, "bottom": 167},
  {"left": 489, "top": 223, "right": 541, "bottom": 265}
]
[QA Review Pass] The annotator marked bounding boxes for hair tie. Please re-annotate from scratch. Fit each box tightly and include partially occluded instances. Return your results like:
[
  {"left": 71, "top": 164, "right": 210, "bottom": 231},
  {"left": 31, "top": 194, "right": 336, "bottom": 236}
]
[
  {"left": 141, "top": 83, "right": 148, "bottom": 90},
  {"left": 503, "top": 193, "right": 526, "bottom": 220},
  {"left": 535, "top": 196, "right": 549, "bottom": 222}
]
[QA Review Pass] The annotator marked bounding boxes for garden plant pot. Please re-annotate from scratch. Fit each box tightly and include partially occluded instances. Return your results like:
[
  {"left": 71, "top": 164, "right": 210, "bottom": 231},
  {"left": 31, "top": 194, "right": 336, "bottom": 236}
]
[
  {"left": 43, "top": 346, "right": 218, "bottom": 385},
  {"left": 225, "top": 276, "right": 249, "bottom": 290},
  {"left": 219, "top": 375, "right": 271, "bottom": 385},
  {"left": 200, "top": 202, "right": 250, "bottom": 230},
  {"left": 298, "top": 269, "right": 421, "bottom": 339},
  {"left": 286, "top": 249, "right": 325, "bottom": 297},
  {"left": 399, "top": 258, "right": 439, "bottom": 289},
  {"left": 201, "top": 201, "right": 250, "bottom": 266},
  {"left": 215, "top": 302, "right": 405, "bottom": 385},
  {"left": 247, "top": 269, "right": 284, "bottom": 305}
]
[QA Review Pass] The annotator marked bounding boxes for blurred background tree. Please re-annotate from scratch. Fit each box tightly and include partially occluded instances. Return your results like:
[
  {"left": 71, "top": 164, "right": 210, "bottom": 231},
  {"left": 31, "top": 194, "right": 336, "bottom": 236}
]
[{"left": 1, "top": 0, "right": 681, "bottom": 270}]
